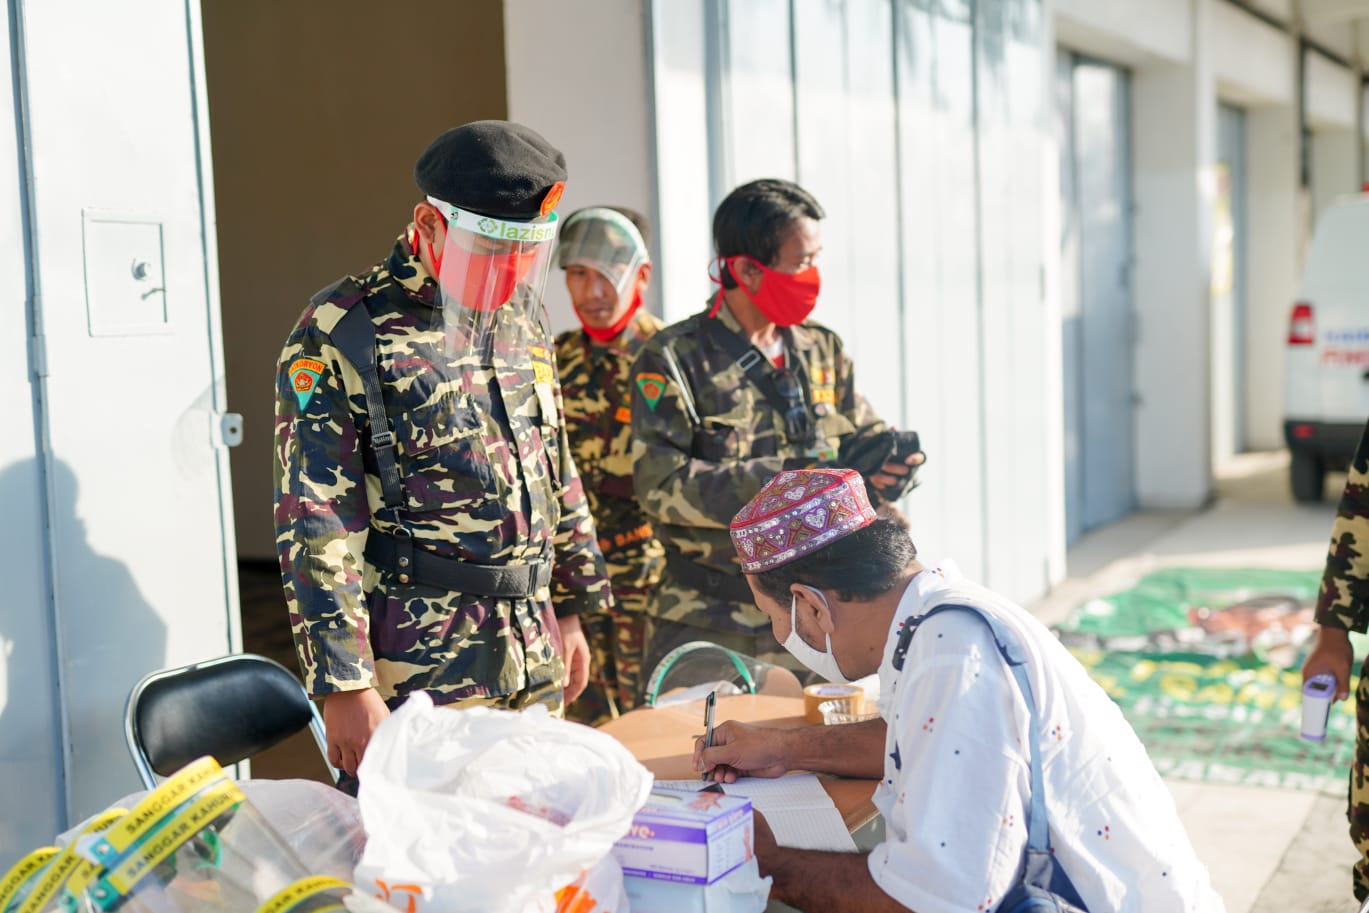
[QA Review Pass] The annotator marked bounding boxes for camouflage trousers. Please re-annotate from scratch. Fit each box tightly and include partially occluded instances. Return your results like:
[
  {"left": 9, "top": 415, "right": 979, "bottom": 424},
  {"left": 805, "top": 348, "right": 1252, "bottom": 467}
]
[
  {"left": 335, "top": 681, "right": 564, "bottom": 796},
  {"left": 1350, "top": 660, "right": 1369, "bottom": 901},
  {"left": 639, "top": 616, "right": 816, "bottom": 705},
  {"left": 565, "top": 601, "right": 649, "bottom": 727}
]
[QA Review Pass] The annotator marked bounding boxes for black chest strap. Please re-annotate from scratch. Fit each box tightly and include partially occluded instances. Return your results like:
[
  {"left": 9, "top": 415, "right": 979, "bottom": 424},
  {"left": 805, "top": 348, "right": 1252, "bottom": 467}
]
[
  {"left": 701, "top": 317, "right": 815, "bottom": 445},
  {"left": 311, "top": 278, "right": 404, "bottom": 512}
]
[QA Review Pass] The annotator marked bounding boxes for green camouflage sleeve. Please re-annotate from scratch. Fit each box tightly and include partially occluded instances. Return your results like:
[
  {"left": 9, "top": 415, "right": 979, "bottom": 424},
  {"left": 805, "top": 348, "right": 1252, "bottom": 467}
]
[
  {"left": 549, "top": 365, "right": 614, "bottom": 618},
  {"left": 1315, "top": 418, "right": 1369, "bottom": 632},
  {"left": 273, "top": 322, "right": 376, "bottom": 696},
  {"left": 629, "top": 342, "right": 791, "bottom": 529}
]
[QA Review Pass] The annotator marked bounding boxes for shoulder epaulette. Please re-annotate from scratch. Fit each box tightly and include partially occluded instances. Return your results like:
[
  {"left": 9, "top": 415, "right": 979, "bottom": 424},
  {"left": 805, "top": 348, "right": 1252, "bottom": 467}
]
[{"left": 309, "top": 276, "right": 368, "bottom": 311}]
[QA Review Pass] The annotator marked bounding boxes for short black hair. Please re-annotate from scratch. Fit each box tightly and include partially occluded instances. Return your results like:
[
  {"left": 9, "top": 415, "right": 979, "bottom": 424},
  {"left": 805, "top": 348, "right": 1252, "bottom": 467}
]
[
  {"left": 713, "top": 179, "right": 825, "bottom": 288},
  {"left": 750, "top": 516, "right": 917, "bottom": 604}
]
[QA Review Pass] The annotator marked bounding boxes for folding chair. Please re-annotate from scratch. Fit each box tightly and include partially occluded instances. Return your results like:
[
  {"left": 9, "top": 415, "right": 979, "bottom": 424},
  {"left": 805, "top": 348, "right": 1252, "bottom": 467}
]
[{"left": 124, "top": 653, "right": 336, "bottom": 788}]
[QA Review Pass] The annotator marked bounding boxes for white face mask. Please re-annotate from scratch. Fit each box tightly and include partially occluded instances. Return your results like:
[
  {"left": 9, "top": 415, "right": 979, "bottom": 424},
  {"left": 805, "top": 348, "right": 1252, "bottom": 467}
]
[{"left": 783, "top": 588, "right": 849, "bottom": 683}]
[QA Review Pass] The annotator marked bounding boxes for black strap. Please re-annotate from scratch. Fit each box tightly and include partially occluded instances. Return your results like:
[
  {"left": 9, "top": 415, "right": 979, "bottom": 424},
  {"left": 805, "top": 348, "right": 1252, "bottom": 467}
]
[
  {"left": 664, "top": 549, "right": 753, "bottom": 603},
  {"left": 365, "top": 530, "right": 552, "bottom": 598},
  {"left": 701, "top": 318, "right": 815, "bottom": 445},
  {"left": 313, "top": 279, "right": 404, "bottom": 512}
]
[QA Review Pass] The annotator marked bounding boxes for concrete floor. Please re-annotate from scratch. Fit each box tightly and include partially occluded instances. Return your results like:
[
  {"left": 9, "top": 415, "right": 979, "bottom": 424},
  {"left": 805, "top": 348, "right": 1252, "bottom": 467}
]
[{"left": 242, "top": 450, "right": 1364, "bottom": 910}]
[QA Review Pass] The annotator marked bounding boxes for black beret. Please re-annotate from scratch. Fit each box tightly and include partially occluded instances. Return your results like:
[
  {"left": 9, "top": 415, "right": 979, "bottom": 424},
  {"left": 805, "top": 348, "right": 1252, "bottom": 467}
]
[{"left": 414, "top": 120, "right": 567, "bottom": 220}]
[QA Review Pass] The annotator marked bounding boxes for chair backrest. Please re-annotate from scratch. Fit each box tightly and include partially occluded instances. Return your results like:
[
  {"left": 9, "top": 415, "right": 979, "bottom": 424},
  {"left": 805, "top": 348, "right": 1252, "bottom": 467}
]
[{"left": 124, "top": 653, "right": 335, "bottom": 788}]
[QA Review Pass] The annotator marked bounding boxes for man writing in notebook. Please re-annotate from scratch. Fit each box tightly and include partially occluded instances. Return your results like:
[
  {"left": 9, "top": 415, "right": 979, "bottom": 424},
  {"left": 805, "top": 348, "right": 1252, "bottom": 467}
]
[{"left": 696, "top": 468, "right": 1224, "bottom": 913}]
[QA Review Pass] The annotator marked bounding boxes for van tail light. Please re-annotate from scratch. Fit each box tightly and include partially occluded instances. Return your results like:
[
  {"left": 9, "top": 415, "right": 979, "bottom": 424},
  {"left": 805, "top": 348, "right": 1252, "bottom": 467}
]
[{"left": 1288, "top": 302, "right": 1315, "bottom": 346}]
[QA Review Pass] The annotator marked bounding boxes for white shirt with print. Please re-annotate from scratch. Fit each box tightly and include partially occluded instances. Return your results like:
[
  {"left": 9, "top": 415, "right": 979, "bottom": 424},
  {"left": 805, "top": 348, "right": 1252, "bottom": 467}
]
[{"left": 865, "top": 560, "right": 1226, "bottom": 913}]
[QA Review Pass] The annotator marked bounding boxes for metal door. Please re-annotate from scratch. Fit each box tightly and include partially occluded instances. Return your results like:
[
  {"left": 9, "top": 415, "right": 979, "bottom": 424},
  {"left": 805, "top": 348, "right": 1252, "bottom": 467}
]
[
  {"left": 19, "top": 0, "right": 239, "bottom": 822},
  {"left": 1213, "top": 102, "right": 1248, "bottom": 462},
  {"left": 1059, "top": 52, "right": 1135, "bottom": 542}
]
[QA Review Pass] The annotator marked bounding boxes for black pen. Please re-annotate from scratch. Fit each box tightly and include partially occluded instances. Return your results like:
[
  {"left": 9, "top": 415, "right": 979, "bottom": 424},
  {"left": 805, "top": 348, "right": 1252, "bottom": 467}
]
[{"left": 701, "top": 690, "right": 717, "bottom": 781}]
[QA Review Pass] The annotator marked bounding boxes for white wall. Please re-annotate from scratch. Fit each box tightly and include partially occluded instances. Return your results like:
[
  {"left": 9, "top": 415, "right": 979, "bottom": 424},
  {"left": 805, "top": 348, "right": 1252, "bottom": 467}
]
[
  {"left": 1306, "top": 51, "right": 1361, "bottom": 130},
  {"left": 1132, "top": 33, "right": 1218, "bottom": 507},
  {"left": 1312, "top": 127, "right": 1363, "bottom": 219},
  {"left": 503, "top": 0, "right": 659, "bottom": 332},
  {"left": 1210, "top": 1, "right": 1294, "bottom": 104},
  {"left": 1054, "top": 0, "right": 1192, "bottom": 64}
]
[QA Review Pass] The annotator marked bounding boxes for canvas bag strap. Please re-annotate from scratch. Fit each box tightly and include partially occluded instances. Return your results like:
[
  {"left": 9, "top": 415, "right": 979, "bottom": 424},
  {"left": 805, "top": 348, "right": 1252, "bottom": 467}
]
[
  {"left": 892, "top": 602, "right": 1051, "bottom": 851},
  {"left": 311, "top": 278, "right": 403, "bottom": 511}
]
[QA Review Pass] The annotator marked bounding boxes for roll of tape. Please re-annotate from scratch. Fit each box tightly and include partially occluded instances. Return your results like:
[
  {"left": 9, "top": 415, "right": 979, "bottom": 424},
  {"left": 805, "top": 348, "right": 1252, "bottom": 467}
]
[{"left": 802, "top": 683, "right": 863, "bottom": 724}]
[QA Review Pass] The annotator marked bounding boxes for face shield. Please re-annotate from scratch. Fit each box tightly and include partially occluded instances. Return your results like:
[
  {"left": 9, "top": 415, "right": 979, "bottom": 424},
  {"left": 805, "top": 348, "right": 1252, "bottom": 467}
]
[
  {"left": 556, "top": 209, "right": 648, "bottom": 340},
  {"left": 426, "top": 195, "right": 560, "bottom": 364}
]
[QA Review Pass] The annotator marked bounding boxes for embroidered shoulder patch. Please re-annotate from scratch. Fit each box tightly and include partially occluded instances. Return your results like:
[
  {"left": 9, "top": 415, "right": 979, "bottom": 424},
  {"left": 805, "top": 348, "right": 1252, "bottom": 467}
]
[
  {"left": 287, "top": 358, "right": 325, "bottom": 409},
  {"left": 636, "top": 372, "right": 667, "bottom": 411},
  {"left": 540, "top": 181, "right": 566, "bottom": 217}
]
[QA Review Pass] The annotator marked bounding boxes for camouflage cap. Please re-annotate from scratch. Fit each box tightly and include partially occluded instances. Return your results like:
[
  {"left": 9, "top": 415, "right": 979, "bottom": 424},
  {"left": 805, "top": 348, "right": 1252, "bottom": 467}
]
[{"left": 730, "top": 468, "right": 877, "bottom": 574}]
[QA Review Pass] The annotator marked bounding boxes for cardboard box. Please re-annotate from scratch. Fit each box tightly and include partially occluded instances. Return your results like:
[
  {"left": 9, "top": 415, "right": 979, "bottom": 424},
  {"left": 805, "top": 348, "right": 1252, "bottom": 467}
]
[
  {"left": 623, "top": 856, "right": 770, "bottom": 913},
  {"left": 612, "top": 789, "right": 753, "bottom": 885}
]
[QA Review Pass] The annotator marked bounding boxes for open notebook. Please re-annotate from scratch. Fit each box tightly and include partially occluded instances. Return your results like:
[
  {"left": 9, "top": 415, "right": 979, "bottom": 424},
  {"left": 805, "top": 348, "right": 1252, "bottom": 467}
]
[{"left": 654, "top": 773, "right": 858, "bottom": 852}]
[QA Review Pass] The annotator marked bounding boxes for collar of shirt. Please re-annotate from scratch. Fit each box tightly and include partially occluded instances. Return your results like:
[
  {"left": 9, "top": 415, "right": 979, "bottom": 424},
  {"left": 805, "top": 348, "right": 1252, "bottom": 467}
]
[
  {"left": 875, "top": 558, "right": 964, "bottom": 718},
  {"left": 385, "top": 229, "right": 441, "bottom": 308},
  {"left": 710, "top": 296, "right": 817, "bottom": 351}
]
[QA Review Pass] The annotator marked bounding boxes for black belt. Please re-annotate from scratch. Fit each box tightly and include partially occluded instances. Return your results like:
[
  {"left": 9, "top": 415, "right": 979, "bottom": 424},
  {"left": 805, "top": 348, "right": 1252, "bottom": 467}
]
[
  {"left": 365, "top": 530, "right": 552, "bottom": 598},
  {"left": 664, "top": 550, "right": 753, "bottom": 603}
]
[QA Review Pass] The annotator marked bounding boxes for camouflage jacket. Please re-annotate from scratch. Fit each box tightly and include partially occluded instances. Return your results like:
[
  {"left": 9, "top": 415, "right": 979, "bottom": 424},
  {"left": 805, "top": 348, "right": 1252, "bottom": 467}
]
[
  {"left": 554, "top": 311, "right": 666, "bottom": 607},
  {"left": 629, "top": 302, "right": 890, "bottom": 634},
  {"left": 1315, "top": 418, "right": 1369, "bottom": 632},
  {"left": 274, "top": 232, "right": 611, "bottom": 703}
]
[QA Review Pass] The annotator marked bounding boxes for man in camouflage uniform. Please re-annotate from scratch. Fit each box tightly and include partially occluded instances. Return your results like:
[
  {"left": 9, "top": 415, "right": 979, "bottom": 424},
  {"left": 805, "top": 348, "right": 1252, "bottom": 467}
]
[
  {"left": 554, "top": 207, "right": 664, "bottom": 724},
  {"left": 1302, "top": 416, "right": 1369, "bottom": 900},
  {"left": 274, "top": 121, "right": 610, "bottom": 784},
  {"left": 630, "top": 178, "right": 924, "bottom": 679}
]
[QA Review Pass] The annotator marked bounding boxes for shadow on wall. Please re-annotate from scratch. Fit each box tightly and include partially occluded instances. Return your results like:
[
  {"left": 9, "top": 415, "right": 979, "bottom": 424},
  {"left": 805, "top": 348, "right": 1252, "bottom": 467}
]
[{"left": 0, "top": 456, "right": 167, "bottom": 855}]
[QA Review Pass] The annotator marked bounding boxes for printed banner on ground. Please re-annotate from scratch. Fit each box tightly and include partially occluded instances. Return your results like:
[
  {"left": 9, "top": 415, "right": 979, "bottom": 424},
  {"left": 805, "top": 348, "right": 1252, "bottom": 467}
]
[{"left": 1055, "top": 567, "right": 1358, "bottom": 793}]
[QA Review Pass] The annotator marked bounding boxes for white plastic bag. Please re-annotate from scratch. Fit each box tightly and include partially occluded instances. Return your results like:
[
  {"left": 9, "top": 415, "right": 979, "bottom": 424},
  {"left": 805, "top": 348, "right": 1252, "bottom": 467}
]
[{"left": 354, "top": 692, "right": 653, "bottom": 913}]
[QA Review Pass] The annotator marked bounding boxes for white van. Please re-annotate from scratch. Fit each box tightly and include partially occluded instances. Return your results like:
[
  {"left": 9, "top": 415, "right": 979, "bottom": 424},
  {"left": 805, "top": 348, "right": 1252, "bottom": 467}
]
[{"left": 1283, "top": 193, "right": 1369, "bottom": 502}]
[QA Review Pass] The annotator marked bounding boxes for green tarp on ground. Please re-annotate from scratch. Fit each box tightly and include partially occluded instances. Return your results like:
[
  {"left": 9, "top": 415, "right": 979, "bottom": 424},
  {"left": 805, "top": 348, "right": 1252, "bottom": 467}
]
[{"left": 1054, "top": 567, "right": 1357, "bottom": 794}]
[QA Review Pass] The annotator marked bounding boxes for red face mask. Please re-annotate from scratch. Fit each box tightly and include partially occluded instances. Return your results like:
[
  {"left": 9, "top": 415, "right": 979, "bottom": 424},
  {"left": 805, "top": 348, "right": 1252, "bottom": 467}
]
[
  {"left": 581, "top": 288, "right": 644, "bottom": 344},
  {"left": 723, "top": 256, "right": 821, "bottom": 327},
  {"left": 424, "top": 227, "right": 540, "bottom": 312}
]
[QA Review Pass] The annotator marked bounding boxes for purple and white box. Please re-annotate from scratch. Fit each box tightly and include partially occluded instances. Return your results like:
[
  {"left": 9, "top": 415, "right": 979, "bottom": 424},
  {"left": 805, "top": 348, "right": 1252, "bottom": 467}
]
[{"left": 612, "top": 789, "right": 753, "bottom": 885}]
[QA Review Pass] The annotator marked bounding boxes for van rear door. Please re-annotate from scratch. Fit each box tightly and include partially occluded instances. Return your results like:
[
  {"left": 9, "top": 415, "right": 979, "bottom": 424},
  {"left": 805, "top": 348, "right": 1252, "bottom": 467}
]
[{"left": 1299, "top": 198, "right": 1369, "bottom": 421}]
